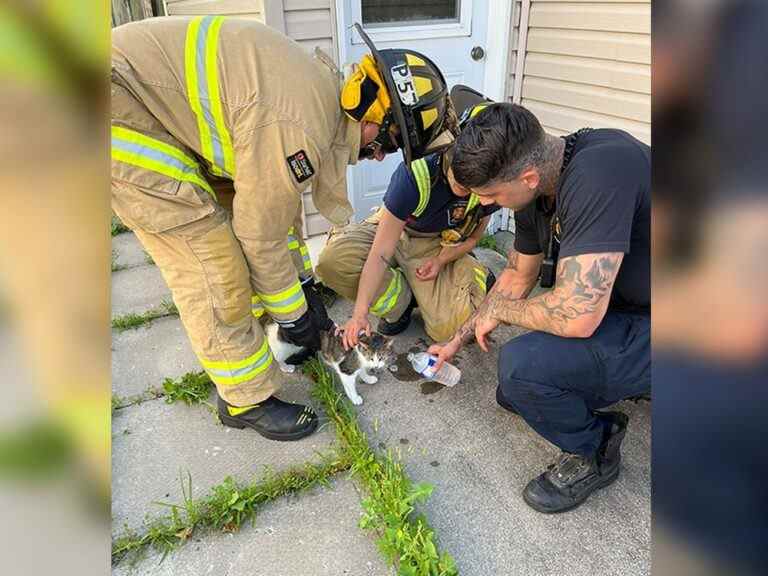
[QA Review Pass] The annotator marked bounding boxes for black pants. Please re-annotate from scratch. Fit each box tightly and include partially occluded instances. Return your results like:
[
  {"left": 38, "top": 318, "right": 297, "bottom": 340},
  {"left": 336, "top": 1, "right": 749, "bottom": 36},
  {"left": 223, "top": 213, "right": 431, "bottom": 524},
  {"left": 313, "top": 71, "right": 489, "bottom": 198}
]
[{"left": 496, "top": 312, "right": 650, "bottom": 457}]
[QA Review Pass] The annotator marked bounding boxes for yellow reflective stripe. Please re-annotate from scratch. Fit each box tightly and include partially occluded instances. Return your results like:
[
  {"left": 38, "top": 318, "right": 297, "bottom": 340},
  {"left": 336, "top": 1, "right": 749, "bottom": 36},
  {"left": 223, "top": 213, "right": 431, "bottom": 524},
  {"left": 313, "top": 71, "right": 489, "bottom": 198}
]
[
  {"left": 371, "top": 268, "right": 402, "bottom": 316},
  {"left": 185, "top": 16, "right": 235, "bottom": 178},
  {"left": 185, "top": 17, "right": 212, "bottom": 167},
  {"left": 205, "top": 16, "right": 235, "bottom": 176},
  {"left": 228, "top": 404, "right": 256, "bottom": 416},
  {"left": 300, "top": 245, "right": 312, "bottom": 271},
  {"left": 111, "top": 126, "right": 216, "bottom": 198},
  {"left": 467, "top": 193, "right": 480, "bottom": 213},
  {"left": 201, "top": 340, "right": 273, "bottom": 386},
  {"left": 288, "top": 240, "right": 300, "bottom": 250},
  {"left": 257, "top": 281, "right": 306, "bottom": 314},
  {"left": 474, "top": 267, "right": 487, "bottom": 292},
  {"left": 251, "top": 295, "right": 265, "bottom": 318},
  {"left": 411, "top": 158, "right": 431, "bottom": 217}
]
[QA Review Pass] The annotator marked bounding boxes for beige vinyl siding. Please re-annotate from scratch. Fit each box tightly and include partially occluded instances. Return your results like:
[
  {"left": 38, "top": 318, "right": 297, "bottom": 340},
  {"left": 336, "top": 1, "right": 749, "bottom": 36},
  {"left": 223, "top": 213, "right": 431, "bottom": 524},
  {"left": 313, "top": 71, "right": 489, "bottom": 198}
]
[
  {"left": 164, "top": 0, "right": 265, "bottom": 20},
  {"left": 507, "top": 0, "right": 651, "bottom": 145}
]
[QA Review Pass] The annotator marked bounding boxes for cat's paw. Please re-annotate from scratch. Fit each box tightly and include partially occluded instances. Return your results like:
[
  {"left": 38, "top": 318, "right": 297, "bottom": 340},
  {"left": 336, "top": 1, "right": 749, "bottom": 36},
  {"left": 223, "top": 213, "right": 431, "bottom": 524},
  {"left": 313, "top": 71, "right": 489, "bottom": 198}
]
[
  {"left": 361, "top": 374, "right": 378, "bottom": 384},
  {"left": 349, "top": 394, "right": 363, "bottom": 406}
]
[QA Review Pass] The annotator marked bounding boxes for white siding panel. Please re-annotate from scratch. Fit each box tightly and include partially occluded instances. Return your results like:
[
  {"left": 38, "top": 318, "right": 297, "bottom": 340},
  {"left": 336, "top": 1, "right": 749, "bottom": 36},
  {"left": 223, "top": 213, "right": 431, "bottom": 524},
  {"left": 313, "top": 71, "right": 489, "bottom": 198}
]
[
  {"left": 529, "top": 2, "right": 650, "bottom": 34},
  {"left": 305, "top": 212, "right": 331, "bottom": 237},
  {"left": 284, "top": 0, "right": 329, "bottom": 9},
  {"left": 165, "top": 0, "right": 263, "bottom": 18},
  {"left": 522, "top": 99, "right": 650, "bottom": 144},
  {"left": 523, "top": 77, "right": 649, "bottom": 122},
  {"left": 284, "top": 8, "right": 333, "bottom": 40},
  {"left": 524, "top": 53, "right": 650, "bottom": 94},
  {"left": 526, "top": 28, "right": 650, "bottom": 64}
]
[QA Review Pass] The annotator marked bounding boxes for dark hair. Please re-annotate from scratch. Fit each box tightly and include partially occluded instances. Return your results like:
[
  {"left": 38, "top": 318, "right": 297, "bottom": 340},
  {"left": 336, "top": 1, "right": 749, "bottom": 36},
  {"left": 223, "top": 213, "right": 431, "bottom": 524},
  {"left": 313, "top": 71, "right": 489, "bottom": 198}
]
[{"left": 451, "top": 103, "right": 546, "bottom": 188}]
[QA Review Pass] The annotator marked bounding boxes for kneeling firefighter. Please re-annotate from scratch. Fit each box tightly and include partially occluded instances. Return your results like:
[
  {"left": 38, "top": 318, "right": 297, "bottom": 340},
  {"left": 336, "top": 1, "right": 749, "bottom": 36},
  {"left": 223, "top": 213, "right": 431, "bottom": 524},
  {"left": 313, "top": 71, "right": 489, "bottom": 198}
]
[
  {"left": 317, "top": 86, "right": 499, "bottom": 347},
  {"left": 111, "top": 19, "right": 454, "bottom": 440}
]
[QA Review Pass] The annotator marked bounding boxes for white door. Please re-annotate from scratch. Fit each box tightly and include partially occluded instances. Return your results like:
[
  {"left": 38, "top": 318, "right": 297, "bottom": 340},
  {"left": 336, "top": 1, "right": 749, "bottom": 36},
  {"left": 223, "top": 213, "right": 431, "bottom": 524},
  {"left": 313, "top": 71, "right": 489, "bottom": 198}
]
[{"left": 342, "top": 0, "right": 489, "bottom": 221}]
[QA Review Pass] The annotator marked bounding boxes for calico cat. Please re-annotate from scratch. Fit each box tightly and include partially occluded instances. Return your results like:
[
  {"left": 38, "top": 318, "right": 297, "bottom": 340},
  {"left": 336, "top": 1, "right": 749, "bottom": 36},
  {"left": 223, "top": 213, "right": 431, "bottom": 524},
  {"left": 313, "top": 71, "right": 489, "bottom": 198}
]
[{"left": 319, "top": 330, "right": 395, "bottom": 405}]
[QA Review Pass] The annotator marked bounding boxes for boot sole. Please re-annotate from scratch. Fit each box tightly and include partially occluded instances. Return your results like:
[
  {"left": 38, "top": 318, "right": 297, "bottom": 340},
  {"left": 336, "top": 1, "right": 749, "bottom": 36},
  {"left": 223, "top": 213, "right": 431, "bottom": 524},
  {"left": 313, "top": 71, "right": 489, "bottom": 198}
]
[
  {"left": 523, "top": 463, "right": 621, "bottom": 514},
  {"left": 219, "top": 412, "right": 319, "bottom": 442}
]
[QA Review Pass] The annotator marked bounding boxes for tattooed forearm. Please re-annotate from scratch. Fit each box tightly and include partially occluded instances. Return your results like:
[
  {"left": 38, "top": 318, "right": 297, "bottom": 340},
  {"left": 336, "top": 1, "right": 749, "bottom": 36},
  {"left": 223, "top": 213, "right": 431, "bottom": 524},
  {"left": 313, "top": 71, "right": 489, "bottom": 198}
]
[
  {"left": 505, "top": 249, "right": 520, "bottom": 271},
  {"left": 483, "top": 253, "right": 623, "bottom": 337}
]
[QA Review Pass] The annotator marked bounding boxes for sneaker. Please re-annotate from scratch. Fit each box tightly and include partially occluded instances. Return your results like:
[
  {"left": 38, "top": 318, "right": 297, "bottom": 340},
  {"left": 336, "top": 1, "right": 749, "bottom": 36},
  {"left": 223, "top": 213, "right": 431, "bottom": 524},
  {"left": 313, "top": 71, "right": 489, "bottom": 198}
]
[
  {"left": 522, "top": 411, "right": 628, "bottom": 513},
  {"left": 217, "top": 395, "right": 318, "bottom": 441},
  {"left": 377, "top": 295, "right": 417, "bottom": 336}
]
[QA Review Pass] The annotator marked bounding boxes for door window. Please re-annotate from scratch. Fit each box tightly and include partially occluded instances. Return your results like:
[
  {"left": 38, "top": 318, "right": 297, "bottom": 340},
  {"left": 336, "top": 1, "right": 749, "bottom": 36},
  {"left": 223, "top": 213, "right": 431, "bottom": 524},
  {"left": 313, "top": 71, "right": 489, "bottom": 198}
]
[{"left": 362, "top": 0, "right": 460, "bottom": 27}]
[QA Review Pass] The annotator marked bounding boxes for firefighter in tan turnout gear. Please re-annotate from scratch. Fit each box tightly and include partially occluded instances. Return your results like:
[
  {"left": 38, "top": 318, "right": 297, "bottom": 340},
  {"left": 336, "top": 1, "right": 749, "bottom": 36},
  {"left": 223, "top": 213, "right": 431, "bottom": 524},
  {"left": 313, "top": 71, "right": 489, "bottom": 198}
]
[{"left": 111, "top": 18, "right": 453, "bottom": 440}]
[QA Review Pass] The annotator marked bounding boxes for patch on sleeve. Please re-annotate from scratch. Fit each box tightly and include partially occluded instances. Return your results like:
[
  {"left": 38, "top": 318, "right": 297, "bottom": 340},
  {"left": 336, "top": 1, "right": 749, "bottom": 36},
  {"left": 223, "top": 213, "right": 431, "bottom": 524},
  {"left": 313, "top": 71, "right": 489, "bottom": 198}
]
[{"left": 286, "top": 150, "right": 315, "bottom": 184}]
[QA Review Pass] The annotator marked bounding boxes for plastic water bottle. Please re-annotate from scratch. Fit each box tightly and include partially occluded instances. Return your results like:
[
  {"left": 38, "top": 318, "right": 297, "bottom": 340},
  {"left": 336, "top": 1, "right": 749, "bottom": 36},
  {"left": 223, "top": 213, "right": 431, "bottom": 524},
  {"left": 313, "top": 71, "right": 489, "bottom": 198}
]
[{"left": 407, "top": 352, "right": 461, "bottom": 387}]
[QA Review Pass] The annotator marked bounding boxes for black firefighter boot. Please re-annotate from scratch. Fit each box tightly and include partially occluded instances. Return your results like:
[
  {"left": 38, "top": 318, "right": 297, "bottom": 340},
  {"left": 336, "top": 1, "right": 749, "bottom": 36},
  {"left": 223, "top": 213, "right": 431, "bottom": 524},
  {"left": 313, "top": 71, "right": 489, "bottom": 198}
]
[
  {"left": 522, "top": 411, "right": 629, "bottom": 513},
  {"left": 217, "top": 395, "right": 318, "bottom": 441},
  {"left": 377, "top": 295, "right": 417, "bottom": 336}
]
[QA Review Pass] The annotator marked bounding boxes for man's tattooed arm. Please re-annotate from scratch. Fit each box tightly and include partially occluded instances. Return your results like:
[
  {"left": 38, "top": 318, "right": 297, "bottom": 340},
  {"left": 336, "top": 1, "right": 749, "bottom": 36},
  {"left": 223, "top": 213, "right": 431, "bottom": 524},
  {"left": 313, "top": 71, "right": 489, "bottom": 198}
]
[
  {"left": 453, "top": 249, "right": 541, "bottom": 346},
  {"left": 482, "top": 252, "right": 624, "bottom": 337}
]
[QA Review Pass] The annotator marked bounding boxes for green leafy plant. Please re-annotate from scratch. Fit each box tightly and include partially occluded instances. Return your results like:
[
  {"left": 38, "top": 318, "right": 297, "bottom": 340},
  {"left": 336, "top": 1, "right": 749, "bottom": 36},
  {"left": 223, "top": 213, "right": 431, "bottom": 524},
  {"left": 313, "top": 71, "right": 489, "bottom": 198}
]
[
  {"left": 305, "top": 360, "right": 458, "bottom": 576},
  {"left": 111, "top": 300, "right": 178, "bottom": 332},
  {"left": 111, "top": 215, "right": 130, "bottom": 236}
]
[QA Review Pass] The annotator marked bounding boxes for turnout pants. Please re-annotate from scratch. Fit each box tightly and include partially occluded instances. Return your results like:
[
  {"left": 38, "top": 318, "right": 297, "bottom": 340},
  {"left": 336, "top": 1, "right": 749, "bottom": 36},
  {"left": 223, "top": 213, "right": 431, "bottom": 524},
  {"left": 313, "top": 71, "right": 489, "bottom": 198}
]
[
  {"left": 316, "top": 212, "right": 489, "bottom": 342},
  {"left": 111, "top": 82, "right": 311, "bottom": 407},
  {"left": 496, "top": 312, "right": 650, "bottom": 457}
]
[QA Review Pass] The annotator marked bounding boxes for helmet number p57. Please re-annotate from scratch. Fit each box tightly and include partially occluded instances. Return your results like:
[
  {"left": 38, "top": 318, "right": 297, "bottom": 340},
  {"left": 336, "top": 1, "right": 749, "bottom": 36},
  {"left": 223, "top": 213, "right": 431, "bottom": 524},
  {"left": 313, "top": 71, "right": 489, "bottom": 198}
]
[{"left": 390, "top": 63, "right": 418, "bottom": 106}]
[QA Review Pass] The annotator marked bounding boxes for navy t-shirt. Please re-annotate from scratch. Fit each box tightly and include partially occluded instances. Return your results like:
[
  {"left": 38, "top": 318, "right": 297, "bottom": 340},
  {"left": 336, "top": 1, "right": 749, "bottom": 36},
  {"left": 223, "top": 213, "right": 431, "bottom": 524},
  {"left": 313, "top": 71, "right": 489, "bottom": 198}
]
[
  {"left": 514, "top": 129, "right": 650, "bottom": 314},
  {"left": 383, "top": 153, "right": 500, "bottom": 233}
]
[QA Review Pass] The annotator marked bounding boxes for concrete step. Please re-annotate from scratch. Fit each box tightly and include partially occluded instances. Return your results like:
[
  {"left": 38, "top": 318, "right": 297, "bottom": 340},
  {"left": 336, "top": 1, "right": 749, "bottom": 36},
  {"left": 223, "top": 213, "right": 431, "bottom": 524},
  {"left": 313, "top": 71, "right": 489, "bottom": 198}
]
[
  {"left": 112, "top": 382, "right": 337, "bottom": 536},
  {"left": 112, "top": 316, "right": 198, "bottom": 399},
  {"left": 113, "top": 478, "right": 392, "bottom": 576},
  {"left": 111, "top": 264, "right": 171, "bottom": 318}
]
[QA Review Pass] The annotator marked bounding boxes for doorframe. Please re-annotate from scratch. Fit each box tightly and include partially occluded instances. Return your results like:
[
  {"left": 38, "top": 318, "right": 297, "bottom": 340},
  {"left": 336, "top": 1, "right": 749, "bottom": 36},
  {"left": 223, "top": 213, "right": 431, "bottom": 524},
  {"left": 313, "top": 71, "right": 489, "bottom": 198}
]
[{"left": 332, "top": 0, "right": 513, "bottom": 214}]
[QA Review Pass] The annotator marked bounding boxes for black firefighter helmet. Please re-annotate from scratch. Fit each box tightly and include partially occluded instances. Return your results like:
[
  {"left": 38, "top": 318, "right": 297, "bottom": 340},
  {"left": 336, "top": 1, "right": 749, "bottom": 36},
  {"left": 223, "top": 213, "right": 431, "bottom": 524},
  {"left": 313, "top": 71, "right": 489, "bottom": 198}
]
[{"left": 348, "top": 23, "right": 450, "bottom": 166}]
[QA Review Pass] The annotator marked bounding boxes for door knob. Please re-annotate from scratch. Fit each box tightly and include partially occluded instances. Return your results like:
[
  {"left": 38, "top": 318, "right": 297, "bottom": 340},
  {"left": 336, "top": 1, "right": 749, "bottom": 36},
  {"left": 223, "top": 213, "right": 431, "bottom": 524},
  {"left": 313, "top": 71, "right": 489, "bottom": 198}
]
[{"left": 471, "top": 46, "right": 485, "bottom": 61}]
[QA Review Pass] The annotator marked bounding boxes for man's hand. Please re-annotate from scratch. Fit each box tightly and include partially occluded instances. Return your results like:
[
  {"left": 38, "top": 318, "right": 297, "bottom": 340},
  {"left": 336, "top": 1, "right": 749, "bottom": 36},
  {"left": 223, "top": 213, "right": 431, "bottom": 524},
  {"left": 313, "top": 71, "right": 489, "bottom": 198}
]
[
  {"left": 427, "top": 336, "right": 462, "bottom": 372},
  {"left": 415, "top": 257, "right": 443, "bottom": 281},
  {"left": 475, "top": 315, "right": 500, "bottom": 352},
  {"left": 341, "top": 313, "right": 371, "bottom": 350}
]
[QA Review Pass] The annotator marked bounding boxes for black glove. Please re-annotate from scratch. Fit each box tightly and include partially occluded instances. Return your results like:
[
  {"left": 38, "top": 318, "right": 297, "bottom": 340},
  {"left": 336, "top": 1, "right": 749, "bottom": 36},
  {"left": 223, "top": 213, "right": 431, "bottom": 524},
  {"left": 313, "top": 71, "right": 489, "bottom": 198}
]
[
  {"left": 301, "top": 278, "right": 334, "bottom": 332},
  {"left": 280, "top": 309, "right": 321, "bottom": 351}
]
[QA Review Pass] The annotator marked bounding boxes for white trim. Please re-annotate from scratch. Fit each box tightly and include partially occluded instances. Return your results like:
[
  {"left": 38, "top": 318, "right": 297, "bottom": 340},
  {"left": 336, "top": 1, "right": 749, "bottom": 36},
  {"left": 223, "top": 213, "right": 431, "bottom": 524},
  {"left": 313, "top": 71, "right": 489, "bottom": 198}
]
[
  {"left": 512, "top": 0, "right": 532, "bottom": 104},
  {"left": 334, "top": 0, "right": 348, "bottom": 66},
  {"left": 482, "top": 0, "right": 513, "bottom": 102}
]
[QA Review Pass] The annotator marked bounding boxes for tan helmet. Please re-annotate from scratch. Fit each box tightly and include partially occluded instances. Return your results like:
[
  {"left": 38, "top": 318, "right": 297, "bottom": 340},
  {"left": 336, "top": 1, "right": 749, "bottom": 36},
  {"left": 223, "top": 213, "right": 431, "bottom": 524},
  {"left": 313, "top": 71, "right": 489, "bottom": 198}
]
[{"left": 341, "top": 23, "right": 451, "bottom": 166}]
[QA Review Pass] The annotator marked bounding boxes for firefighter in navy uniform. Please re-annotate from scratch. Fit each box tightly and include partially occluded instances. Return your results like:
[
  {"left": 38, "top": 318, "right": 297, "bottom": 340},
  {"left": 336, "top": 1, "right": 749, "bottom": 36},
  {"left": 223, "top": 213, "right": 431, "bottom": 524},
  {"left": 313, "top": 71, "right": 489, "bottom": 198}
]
[{"left": 317, "top": 101, "right": 501, "bottom": 347}]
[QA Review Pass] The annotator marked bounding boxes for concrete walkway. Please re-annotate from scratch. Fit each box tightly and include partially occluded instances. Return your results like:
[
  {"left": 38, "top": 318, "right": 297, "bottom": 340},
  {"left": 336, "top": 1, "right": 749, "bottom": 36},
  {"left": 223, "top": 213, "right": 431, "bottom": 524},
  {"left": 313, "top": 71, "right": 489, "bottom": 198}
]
[{"left": 112, "top": 231, "right": 650, "bottom": 575}]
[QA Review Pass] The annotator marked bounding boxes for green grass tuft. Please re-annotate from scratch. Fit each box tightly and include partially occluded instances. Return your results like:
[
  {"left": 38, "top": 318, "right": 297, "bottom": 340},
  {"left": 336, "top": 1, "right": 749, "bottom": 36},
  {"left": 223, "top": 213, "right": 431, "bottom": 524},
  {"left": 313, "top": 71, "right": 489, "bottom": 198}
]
[
  {"left": 476, "top": 234, "right": 497, "bottom": 252},
  {"left": 111, "top": 300, "right": 179, "bottom": 332},
  {"left": 111, "top": 215, "right": 130, "bottom": 237},
  {"left": 162, "top": 371, "right": 214, "bottom": 407},
  {"left": 111, "top": 456, "right": 351, "bottom": 566},
  {"left": 305, "top": 359, "right": 458, "bottom": 576}
]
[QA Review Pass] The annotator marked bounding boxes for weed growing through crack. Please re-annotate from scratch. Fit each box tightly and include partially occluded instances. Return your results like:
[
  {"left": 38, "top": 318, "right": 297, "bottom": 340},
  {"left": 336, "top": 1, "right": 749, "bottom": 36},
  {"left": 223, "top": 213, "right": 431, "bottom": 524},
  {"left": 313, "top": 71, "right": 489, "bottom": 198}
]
[
  {"left": 305, "top": 359, "right": 458, "bottom": 576},
  {"left": 111, "top": 300, "right": 179, "bottom": 332},
  {"left": 111, "top": 456, "right": 350, "bottom": 566},
  {"left": 162, "top": 371, "right": 215, "bottom": 413},
  {"left": 111, "top": 249, "right": 127, "bottom": 272},
  {"left": 111, "top": 215, "right": 130, "bottom": 237}
]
